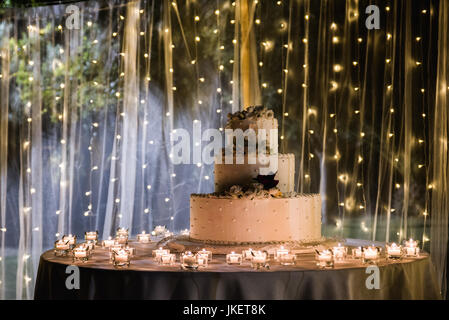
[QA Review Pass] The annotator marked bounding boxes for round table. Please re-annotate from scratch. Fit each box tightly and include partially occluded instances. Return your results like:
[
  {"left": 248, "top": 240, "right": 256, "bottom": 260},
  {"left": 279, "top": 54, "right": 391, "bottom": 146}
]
[{"left": 34, "top": 241, "right": 441, "bottom": 300}]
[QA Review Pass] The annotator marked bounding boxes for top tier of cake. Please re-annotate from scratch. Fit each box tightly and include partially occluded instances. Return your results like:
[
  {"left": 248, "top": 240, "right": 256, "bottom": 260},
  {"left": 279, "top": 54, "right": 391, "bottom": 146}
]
[
  {"left": 225, "top": 106, "right": 278, "bottom": 147},
  {"left": 215, "top": 106, "right": 294, "bottom": 193}
]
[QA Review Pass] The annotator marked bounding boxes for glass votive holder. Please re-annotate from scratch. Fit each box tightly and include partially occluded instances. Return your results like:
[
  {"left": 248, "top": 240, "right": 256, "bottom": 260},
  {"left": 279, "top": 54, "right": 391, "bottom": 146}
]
[
  {"left": 115, "top": 234, "right": 128, "bottom": 245},
  {"left": 275, "top": 246, "right": 289, "bottom": 261},
  {"left": 102, "top": 237, "right": 115, "bottom": 248},
  {"left": 251, "top": 251, "right": 269, "bottom": 269},
  {"left": 279, "top": 253, "right": 296, "bottom": 266},
  {"left": 85, "top": 231, "right": 98, "bottom": 243},
  {"left": 157, "top": 253, "right": 176, "bottom": 265},
  {"left": 54, "top": 240, "right": 70, "bottom": 257},
  {"left": 152, "top": 247, "right": 170, "bottom": 259},
  {"left": 116, "top": 227, "right": 129, "bottom": 238},
  {"left": 73, "top": 246, "right": 89, "bottom": 263},
  {"left": 404, "top": 246, "right": 420, "bottom": 257},
  {"left": 196, "top": 253, "right": 209, "bottom": 268},
  {"left": 226, "top": 252, "right": 243, "bottom": 265},
  {"left": 316, "top": 250, "right": 334, "bottom": 269},
  {"left": 352, "top": 247, "right": 363, "bottom": 259},
  {"left": 198, "top": 249, "right": 212, "bottom": 261},
  {"left": 137, "top": 231, "right": 151, "bottom": 243},
  {"left": 109, "top": 243, "right": 124, "bottom": 262},
  {"left": 86, "top": 245, "right": 94, "bottom": 257},
  {"left": 63, "top": 234, "right": 77, "bottom": 249},
  {"left": 181, "top": 251, "right": 199, "bottom": 270},
  {"left": 386, "top": 243, "right": 403, "bottom": 260},
  {"left": 362, "top": 246, "right": 381, "bottom": 264},
  {"left": 242, "top": 248, "right": 254, "bottom": 261},
  {"left": 332, "top": 244, "right": 347, "bottom": 261},
  {"left": 112, "top": 248, "right": 131, "bottom": 267},
  {"left": 404, "top": 239, "right": 420, "bottom": 257}
]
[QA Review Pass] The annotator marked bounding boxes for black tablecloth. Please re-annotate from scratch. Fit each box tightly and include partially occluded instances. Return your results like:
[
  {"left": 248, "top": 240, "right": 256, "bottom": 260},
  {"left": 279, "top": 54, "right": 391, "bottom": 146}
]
[{"left": 34, "top": 242, "right": 441, "bottom": 300}]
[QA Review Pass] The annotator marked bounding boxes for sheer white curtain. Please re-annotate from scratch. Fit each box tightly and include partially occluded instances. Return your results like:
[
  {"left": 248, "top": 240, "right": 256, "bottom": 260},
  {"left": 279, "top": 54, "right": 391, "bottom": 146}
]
[{"left": 430, "top": 0, "right": 448, "bottom": 298}]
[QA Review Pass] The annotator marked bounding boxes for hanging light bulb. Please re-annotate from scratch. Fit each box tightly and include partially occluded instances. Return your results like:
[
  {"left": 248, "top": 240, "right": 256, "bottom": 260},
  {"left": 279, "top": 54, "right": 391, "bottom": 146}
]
[{"left": 333, "top": 64, "right": 342, "bottom": 72}]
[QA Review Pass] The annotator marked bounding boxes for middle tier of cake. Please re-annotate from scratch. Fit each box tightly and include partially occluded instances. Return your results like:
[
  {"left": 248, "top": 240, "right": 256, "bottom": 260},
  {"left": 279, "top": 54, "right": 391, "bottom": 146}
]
[{"left": 214, "top": 153, "right": 295, "bottom": 193}]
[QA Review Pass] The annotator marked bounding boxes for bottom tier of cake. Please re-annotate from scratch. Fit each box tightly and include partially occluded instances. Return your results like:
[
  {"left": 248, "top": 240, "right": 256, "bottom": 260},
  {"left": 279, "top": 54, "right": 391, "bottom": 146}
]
[{"left": 190, "top": 194, "right": 321, "bottom": 244}]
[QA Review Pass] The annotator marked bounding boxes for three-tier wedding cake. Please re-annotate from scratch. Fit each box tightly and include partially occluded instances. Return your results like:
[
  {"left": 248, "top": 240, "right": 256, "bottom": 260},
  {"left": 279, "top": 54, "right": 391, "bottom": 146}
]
[{"left": 190, "top": 106, "right": 321, "bottom": 244}]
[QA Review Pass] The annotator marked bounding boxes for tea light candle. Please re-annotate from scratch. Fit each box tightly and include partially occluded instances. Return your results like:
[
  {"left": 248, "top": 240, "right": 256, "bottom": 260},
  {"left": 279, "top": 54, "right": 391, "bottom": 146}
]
[
  {"left": 74, "top": 249, "right": 87, "bottom": 258},
  {"left": 249, "top": 251, "right": 267, "bottom": 269},
  {"left": 114, "top": 249, "right": 129, "bottom": 262},
  {"left": 182, "top": 254, "right": 196, "bottom": 265},
  {"left": 196, "top": 254, "right": 208, "bottom": 267},
  {"left": 364, "top": 247, "right": 378, "bottom": 259},
  {"left": 63, "top": 234, "right": 76, "bottom": 245},
  {"left": 386, "top": 243, "right": 402, "bottom": 259},
  {"left": 316, "top": 250, "right": 334, "bottom": 269},
  {"left": 73, "top": 246, "right": 88, "bottom": 262},
  {"left": 275, "top": 246, "right": 289, "bottom": 261},
  {"left": 352, "top": 247, "right": 363, "bottom": 259},
  {"left": 362, "top": 246, "right": 380, "bottom": 263},
  {"left": 158, "top": 253, "right": 176, "bottom": 265},
  {"left": 112, "top": 248, "right": 130, "bottom": 267},
  {"left": 80, "top": 242, "right": 93, "bottom": 257},
  {"left": 406, "top": 246, "right": 419, "bottom": 256},
  {"left": 181, "top": 251, "right": 199, "bottom": 269},
  {"left": 332, "top": 243, "right": 347, "bottom": 261},
  {"left": 85, "top": 231, "right": 98, "bottom": 242},
  {"left": 199, "top": 248, "right": 212, "bottom": 261},
  {"left": 226, "top": 252, "right": 242, "bottom": 265},
  {"left": 102, "top": 236, "right": 115, "bottom": 248},
  {"left": 152, "top": 247, "right": 170, "bottom": 258},
  {"left": 279, "top": 253, "right": 296, "bottom": 266},
  {"left": 54, "top": 240, "right": 70, "bottom": 256},
  {"left": 252, "top": 252, "right": 266, "bottom": 263},
  {"left": 137, "top": 231, "right": 151, "bottom": 243},
  {"left": 55, "top": 240, "right": 70, "bottom": 250},
  {"left": 404, "top": 239, "right": 419, "bottom": 257}
]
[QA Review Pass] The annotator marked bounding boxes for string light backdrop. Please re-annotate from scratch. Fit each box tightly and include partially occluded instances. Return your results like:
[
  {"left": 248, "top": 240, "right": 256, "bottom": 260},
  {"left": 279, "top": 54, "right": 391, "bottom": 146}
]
[{"left": 0, "top": 0, "right": 447, "bottom": 299}]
